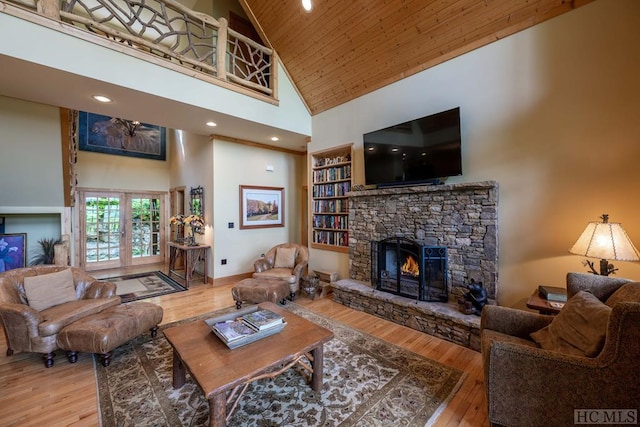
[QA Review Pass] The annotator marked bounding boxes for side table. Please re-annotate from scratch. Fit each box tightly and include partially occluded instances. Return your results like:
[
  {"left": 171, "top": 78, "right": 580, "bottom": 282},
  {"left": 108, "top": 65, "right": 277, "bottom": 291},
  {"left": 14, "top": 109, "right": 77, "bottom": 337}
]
[
  {"left": 526, "top": 289, "right": 563, "bottom": 315},
  {"left": 168, "top": 242, "right": 210, "bottom": 288}
]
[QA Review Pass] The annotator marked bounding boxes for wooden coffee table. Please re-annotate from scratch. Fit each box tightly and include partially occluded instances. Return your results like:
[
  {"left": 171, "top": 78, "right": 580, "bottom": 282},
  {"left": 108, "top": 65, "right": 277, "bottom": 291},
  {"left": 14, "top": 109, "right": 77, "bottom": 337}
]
[{"left": 163, "top": 302, "right": 334, "bottom": 427}]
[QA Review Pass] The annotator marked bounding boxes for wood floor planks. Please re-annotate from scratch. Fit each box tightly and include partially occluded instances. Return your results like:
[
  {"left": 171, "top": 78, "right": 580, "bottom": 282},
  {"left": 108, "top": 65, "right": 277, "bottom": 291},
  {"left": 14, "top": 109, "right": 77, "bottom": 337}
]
[{"left": 0, "top": 269, "right": 489, "bottom": 426}]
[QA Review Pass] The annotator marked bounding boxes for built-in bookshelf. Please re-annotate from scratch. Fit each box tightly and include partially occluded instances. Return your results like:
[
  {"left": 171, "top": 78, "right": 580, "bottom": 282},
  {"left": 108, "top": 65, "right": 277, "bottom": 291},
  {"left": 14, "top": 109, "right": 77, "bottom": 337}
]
[{"left": 310, "top": 143, "right": 353, "bottom": 253}]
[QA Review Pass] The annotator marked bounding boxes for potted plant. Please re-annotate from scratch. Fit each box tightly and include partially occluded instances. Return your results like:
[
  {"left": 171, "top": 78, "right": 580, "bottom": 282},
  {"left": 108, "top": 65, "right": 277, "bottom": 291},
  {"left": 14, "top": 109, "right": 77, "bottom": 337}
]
[{"left": 29, "top": 237, "right": 63, "bottom": 265}]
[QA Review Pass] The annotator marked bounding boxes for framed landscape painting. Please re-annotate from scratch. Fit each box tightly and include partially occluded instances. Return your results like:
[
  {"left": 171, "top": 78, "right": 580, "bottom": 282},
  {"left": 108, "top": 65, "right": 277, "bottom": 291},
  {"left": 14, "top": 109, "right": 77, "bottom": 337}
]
[
  {"left": 239, "top": 186, "right": 284, "bottom": 229},
  {"left": 0, "top": 233, "right": 26, "bottom": 272},
  {"left": 78, "top": 111, "right": 167, "bottom": 160}
]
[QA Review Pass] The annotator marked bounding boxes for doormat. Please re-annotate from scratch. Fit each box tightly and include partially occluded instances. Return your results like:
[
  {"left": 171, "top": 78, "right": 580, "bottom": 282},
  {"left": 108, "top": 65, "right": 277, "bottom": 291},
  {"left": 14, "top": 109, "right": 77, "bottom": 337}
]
[
  {"left": 95, "top": 303, "right": 466, "bottom": 426},
  {"left": 106, "top": 271, "right": 187, "bottom": 303}
]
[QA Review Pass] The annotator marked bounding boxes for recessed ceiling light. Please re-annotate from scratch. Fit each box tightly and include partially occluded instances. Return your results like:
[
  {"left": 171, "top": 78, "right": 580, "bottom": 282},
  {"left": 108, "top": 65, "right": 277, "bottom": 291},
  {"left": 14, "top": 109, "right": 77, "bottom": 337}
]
[
  {"left": 271, "top": 136, "right": 279, "bottom": 141},
  {"left": 93, "top": 95, "right": 112, "bottom": 103},
  {"left": 391, "top": 148, "right": 398, "bottom": 152},
  {"left": 302, "top": 0, "right": 312, "bottom": 12},
  {"left": 206, "top": 121, "right": 217, "bottom": 127}
]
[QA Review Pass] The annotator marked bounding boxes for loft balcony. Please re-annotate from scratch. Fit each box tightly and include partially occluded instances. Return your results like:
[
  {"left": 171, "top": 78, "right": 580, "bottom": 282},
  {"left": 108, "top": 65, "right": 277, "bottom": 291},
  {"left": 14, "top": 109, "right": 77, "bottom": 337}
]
[{"left": 1, "top": 0, "right": 277, "bottom": 102}]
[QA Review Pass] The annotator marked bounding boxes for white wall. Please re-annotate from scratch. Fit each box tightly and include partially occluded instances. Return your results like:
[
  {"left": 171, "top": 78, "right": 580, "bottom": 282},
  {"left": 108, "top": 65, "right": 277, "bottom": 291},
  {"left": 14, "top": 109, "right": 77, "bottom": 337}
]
[
  {"left": 212, "top": 139, "right": 305, "bottom": 279},
  {"left": 76, "top": 151, "right": 170, "bottom": 191},
  {"left": 309, "top": 0, "right": 640, "bottom": 307},
  {"left": 0, "top": 96, "right": 64, "bottom": 206},
  {"left": 168, "top": 129, "right": 214, "bottom": 274},
  {"left": 0, "top": 96, "right": 65, "bottom": 262}
]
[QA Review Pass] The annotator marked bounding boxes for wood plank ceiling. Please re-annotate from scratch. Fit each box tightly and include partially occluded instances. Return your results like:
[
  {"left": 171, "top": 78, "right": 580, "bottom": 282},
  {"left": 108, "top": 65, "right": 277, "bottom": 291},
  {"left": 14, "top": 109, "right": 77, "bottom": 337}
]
[{"left": 241, "top": 0, "right": 593, "bottom": 115}]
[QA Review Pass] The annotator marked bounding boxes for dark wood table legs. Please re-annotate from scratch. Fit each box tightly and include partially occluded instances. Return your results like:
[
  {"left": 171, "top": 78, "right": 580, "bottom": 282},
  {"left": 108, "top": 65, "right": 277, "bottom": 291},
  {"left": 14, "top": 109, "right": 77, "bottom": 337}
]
[
  {"left": 310, "top": 344, "right": 324, "bottom": 392},
  {"left": 209, "top": 393, "right": 227, "bottom": 427},
  {"left": 172, "top": 350, "right": 186, "bottom": 388}
]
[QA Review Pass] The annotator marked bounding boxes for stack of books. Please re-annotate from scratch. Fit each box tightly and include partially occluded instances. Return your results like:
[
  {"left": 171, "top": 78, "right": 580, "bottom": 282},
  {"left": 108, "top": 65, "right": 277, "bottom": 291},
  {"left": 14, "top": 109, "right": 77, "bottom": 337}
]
[
  {"left": 538, "top": 285, "right": 568, "bottom": 302},
  {"left": 210, "top": 308, "right": 285, "bottom": 348},
  {"left": 241, "top": 309, "right": 285, "bottom": 331}
]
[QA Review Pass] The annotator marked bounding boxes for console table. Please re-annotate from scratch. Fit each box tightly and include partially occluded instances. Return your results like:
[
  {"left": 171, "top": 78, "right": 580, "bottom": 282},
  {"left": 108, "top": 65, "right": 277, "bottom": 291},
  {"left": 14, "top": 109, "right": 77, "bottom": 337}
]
[{"left": 168, "top": 242, "right": 210, "bottom": 288}]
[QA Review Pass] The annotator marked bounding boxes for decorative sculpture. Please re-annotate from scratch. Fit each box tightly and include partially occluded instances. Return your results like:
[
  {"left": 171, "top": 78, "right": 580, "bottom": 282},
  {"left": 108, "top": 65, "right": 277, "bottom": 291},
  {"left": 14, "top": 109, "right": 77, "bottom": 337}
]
[{"left": 457, "top": 279, "right": 488, "bottom": 315}]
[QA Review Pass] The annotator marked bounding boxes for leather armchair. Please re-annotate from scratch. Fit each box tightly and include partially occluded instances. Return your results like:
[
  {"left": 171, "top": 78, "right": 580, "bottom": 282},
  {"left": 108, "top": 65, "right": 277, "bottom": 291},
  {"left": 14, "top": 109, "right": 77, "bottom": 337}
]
[
  {"left": 252, "top": 243, "right": 309, "bottom": 299},
  {"left": 0, "top": 266, "right": 120, "bottom": 367},
  {"left": 480, "top": 273, "right": 640, "bottom": 426}
]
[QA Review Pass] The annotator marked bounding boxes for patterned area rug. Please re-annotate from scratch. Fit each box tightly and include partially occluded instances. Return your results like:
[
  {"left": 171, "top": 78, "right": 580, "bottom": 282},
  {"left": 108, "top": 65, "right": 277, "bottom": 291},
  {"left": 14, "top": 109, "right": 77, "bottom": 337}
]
[
  {"left": 95, "top": 303, "right": 466, "bottom": 426},
  {"left": 106, "top": 271, "right": 187, "bottom": 303}
]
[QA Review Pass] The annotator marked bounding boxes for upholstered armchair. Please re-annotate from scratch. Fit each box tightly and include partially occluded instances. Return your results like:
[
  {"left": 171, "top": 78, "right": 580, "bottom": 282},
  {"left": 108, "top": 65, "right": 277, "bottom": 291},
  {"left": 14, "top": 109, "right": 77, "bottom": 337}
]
[
  {"left": 0, "top": 266, "right": 120, "bottom": 367},
  {"left": 481, "top": 272, "right": 640, "bottom": 427},
  {"left": 252, "top": 243, "right": 309, "bottom": 299}
]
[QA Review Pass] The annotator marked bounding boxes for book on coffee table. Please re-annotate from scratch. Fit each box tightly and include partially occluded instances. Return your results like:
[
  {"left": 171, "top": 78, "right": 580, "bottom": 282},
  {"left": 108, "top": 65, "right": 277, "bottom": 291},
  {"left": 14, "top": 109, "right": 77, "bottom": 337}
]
[
  {"left": 212, "top": 320, "right": 256, "bottom": 343},
  {"left": 204, "top": 306, "right": 286, "bottom": 349},
  {"left": 241, "top": 309, "right": 284, "bottom": 331}
]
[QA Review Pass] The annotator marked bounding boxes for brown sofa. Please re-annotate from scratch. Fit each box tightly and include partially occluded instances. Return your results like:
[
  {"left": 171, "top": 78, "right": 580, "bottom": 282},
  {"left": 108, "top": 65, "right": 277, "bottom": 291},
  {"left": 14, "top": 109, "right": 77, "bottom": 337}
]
[
  {"left": 0, "top": 265, "right": 120, "bottom": 367},
  {"left": 252, "top": 243, "right": 309, "bottom": 299},
  {"left": 481, "top": 272, "right": 640, "bottom": 426}
]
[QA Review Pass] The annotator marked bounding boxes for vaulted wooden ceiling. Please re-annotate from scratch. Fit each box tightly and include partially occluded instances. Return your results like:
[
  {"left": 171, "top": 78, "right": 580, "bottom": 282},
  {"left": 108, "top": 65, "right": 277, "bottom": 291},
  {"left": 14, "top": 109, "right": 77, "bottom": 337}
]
[{"left": 241, "top": 0, "right": 593, "bottom": 115}]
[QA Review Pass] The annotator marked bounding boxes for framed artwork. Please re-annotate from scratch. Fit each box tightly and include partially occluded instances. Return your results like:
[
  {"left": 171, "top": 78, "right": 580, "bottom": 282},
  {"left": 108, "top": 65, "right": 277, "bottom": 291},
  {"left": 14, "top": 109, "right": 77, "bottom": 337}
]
[
  {"left": 239, "top": 185, "right": 285, "bottom": 229},
  {"left": 0, "top": 233, "right": 26, "bottom": 272},
  {"left": 78, "top": 111, "right": 167, "bottom": 160}
]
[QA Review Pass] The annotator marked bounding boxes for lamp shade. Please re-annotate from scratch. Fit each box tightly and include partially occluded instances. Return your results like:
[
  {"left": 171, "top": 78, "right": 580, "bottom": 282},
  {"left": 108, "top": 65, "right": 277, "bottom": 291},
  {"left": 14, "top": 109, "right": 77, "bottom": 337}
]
[{"left": 570, "top": 216, "right": 640, "bottom": 261}]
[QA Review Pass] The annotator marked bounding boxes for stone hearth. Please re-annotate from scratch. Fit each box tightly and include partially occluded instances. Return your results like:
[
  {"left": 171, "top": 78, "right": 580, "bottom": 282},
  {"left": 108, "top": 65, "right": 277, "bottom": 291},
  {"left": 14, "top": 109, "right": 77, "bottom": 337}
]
[{"left": 333, "top": 279, "right": 481, "bottom": 350}]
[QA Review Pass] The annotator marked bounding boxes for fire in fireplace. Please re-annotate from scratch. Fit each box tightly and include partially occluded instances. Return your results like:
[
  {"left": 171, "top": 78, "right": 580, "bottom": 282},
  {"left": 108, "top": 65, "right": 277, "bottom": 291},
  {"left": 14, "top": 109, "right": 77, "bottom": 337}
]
[
  {"left": 371, "top": 237, "right": 448, "bottom": 302},
  {"left": 401, "top": 255, "right": 420, "bottom": 277}
]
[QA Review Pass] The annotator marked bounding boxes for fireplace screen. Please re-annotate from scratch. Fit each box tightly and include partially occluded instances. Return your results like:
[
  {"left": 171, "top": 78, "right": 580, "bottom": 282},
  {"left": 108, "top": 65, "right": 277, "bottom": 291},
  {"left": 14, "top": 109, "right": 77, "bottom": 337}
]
[{"left": 371, "top": 238, "right": 448, "bottom": 302}]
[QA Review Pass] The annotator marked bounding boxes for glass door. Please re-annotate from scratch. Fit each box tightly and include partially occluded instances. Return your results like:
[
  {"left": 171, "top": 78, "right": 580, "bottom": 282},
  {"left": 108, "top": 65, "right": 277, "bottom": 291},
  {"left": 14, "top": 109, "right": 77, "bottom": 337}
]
[
  {"left": 82, "top": 192, "right": 123, "bottom": 270},
  {"left": 129, "top": 195, "right": 163, "bottom": 265},
  {"left": 79, "top": 191, "right": 165, "bottom": 270}
]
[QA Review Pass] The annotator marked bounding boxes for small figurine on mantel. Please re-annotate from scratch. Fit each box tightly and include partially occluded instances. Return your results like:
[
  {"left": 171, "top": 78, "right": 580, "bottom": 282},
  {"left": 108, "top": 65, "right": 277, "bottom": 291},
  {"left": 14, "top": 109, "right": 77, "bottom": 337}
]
[{"left": 457, "top": 279, "right": 488, "bottom": 316}]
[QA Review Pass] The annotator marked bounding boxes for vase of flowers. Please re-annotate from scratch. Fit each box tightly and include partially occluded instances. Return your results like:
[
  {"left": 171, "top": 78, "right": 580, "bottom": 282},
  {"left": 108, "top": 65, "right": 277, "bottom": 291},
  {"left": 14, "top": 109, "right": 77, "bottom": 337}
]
[
  {"left": 183, "top": 214, "right": 204, "bottom": 246},
  {"left": 170, "top": 214, "right": 186, "bottom": 243}
]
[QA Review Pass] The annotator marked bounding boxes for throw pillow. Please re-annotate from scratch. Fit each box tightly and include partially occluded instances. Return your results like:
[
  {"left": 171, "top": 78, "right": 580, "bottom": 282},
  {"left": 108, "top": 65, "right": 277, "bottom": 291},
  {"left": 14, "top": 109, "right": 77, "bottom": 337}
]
[
  {"left": 605, "top": 282, "right": 640, "bottom": 308},
  {"left": 23, "top": 268, "right": 78, "bottom": 311},
  {"left": 530, "top": 290, "right": 611, "bottom": 357},
  {"left": 274, "top": 247, "right": 297, "bottom": 269}
]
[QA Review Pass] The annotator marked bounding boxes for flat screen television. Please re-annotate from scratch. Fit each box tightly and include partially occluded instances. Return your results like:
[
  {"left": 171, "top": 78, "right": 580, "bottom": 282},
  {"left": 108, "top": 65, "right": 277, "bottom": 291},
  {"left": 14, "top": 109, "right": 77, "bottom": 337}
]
[{"left": 363, "top": 107, "right": 462, "bottom": 187}]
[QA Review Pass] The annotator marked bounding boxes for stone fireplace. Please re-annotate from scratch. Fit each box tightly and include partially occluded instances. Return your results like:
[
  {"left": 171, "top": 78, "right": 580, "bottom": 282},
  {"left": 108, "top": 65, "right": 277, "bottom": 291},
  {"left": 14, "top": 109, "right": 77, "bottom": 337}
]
[
  {"left": 348, "top": 181, "right": 498, "bottom": 298},
  {"left": 331, "top": 181, "right": 499, "bottom": 350}
]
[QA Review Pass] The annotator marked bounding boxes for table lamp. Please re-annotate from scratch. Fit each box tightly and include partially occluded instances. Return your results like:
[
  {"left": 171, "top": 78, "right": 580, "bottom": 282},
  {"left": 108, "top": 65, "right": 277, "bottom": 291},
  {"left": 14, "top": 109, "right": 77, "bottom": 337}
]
[{"left": 569, "top": 214, "right": 640, "bottom": 275}]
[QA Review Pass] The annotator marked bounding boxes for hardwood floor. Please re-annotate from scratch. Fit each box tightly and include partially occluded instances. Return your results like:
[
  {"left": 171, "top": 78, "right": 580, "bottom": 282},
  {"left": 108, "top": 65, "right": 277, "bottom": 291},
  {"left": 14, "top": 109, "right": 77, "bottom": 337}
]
[{"left": 0, "top": 266, "right": 489, "bottom": 426}]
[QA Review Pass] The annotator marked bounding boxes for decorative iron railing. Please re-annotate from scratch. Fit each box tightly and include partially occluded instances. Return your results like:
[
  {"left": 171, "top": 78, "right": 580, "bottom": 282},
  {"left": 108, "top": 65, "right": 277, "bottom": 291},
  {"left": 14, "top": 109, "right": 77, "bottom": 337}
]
[{"left": 2, "top": 0, "right": 274, "bottom": 96}]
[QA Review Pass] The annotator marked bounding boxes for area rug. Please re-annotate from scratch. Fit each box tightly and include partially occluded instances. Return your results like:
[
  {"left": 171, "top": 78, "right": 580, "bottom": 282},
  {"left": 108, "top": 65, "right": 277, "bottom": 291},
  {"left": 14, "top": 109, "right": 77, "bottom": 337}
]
[
  {"left": 95, "top": 303, "right": 466, "bottom": 426},
  {"left": 106, "top": 271, "right": 187, "bottom": 303}
]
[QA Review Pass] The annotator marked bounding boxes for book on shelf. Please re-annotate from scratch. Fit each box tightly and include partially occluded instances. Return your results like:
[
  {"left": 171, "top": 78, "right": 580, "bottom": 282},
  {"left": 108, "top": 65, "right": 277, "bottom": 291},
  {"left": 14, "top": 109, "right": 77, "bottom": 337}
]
[
  {"left": 538, "top": 285, "right": 568, "bottom": 302},
  {"left": 241, "top": 308, "right": 284, "bottom": 331}
]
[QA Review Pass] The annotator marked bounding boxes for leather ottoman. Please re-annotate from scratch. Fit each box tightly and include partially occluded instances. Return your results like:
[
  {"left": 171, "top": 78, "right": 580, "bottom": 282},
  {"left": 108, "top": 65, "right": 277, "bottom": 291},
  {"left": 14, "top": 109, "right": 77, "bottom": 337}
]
[
  {"left": 231, "top": 278, "right": 290, "bottom": 309},
  {"left": 56, "top": 302, "right": 163, "bottom": 367}
]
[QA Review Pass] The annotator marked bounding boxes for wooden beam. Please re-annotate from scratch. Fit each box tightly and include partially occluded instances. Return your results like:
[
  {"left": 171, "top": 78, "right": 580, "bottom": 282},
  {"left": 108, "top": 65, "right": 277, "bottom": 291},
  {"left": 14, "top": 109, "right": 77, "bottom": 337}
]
[{"left": 59, "top": 108, "right": 73, "bottom": 207}]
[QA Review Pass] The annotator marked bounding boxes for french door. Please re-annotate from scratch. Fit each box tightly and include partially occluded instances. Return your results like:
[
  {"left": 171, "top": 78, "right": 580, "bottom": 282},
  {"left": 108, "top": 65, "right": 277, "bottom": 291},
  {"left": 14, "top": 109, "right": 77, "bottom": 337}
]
[{"left": 78, "top": 190, "right": 165, "bottom": 270}]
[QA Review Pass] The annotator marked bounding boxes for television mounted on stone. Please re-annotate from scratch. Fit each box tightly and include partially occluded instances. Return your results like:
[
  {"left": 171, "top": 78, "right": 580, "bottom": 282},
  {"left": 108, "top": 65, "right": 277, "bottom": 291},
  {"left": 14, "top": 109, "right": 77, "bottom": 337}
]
[{"left": 363, "top": 107, "right": 462, "bottom": 187}]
